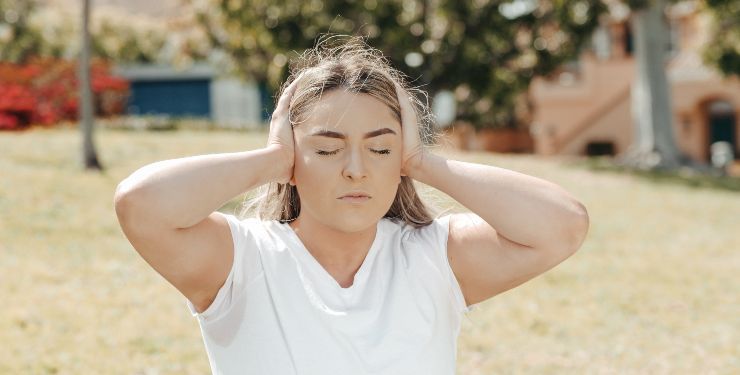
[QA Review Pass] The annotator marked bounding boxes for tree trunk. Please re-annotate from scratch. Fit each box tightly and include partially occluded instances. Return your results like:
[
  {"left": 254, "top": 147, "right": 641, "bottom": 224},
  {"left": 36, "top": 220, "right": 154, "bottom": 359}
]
[
  {"left": 621, "top": 0, "right": 684, "bottom": 170},
  {"left": 80, "top": 0, "right": 102, "bottom": 171}
]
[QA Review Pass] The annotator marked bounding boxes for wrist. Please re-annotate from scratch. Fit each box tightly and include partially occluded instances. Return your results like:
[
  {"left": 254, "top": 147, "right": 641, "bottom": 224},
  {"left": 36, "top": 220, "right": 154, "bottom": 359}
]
[
  {"left": 261, "top": 146, "right": 293, "bottom": 184},
  {"left": 406, "top": 151, "right": 438, "bottom": 181}
]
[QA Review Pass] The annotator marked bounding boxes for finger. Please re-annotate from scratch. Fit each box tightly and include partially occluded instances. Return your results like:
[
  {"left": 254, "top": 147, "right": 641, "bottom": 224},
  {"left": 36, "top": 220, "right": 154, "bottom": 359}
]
[
  {"left": 393, "top": 82, "right": 417, "bottom": 129},
  {"left": 274, "top": 73, "right": 304, "bottom": 114}
]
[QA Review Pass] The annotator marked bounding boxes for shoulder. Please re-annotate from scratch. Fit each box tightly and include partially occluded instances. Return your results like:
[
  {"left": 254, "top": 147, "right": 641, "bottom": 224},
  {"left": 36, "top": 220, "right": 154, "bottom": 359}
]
[
  {"left": 391, "top": 214, "right": 453, "bottom": 260},
  {"left": 217, "top": 213, "right": 265, "bottom": 238},
  {"left": 399, "top": 214, "right": 452, "bottom": 241},
  {"left": 236, "top": 216, "right": 304, "bottom": 253},
  {"left": 393, "top": 214, "right": 472, "bottom": 313},
  {"left": 215, "top": 213, "right": 288, "bottom": 256}
]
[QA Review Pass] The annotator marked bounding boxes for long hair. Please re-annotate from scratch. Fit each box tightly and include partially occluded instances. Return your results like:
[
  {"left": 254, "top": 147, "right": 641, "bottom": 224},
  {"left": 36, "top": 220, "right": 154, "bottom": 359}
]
[{"left": 238, "top": 35, "right": 449, "bottom": 228}]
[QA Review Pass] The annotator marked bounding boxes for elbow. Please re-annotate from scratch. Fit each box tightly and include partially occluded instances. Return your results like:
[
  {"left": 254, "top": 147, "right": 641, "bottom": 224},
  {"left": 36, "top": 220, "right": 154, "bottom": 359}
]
[
  {"left": 566, "top": 201, "right": 590, "bottom": 254},
  {"left": 113, "top": 183, "right": 133, "bottom": 225},
  {"left": 113, "top": 179, "right": 145, "bottom": 225}
]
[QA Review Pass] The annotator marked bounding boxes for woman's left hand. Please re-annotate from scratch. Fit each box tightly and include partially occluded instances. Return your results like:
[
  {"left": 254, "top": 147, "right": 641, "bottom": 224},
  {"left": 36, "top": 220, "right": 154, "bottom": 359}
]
[{"left": 395, "top": 83, "right": 426, "bottom": 178}]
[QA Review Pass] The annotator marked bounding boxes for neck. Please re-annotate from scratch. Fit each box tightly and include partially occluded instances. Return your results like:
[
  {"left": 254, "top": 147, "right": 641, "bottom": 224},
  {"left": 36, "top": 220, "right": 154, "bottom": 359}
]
[{"left": 288, "top": 216, "right": 378, "bottom": 272}]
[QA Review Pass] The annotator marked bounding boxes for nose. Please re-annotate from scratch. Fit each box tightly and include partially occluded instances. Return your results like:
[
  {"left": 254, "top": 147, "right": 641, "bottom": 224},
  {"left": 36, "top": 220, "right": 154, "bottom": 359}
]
[{"left": 342, "top": 147, "right": 367, "bottom": 180}]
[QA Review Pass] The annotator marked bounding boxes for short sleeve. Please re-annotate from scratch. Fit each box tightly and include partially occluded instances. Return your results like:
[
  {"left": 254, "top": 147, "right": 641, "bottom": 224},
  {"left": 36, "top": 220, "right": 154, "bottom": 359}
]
[
  {"left": 184, "top": 212, "right": 258, "bottom": 322},
  {"left": 409, "top": 214, "right": 471, "bottom": 315}
]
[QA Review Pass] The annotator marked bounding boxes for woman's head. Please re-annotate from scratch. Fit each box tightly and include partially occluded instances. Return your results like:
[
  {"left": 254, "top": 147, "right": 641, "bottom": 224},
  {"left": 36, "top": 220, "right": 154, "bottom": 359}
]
[{"left": 240, "top": 35, "right": 445, "bottom": 229}]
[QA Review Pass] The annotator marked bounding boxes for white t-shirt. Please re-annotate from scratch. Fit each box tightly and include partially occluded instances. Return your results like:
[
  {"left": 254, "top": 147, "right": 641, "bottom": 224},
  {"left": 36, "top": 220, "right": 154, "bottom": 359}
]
[{"left": 185, "top": 212, "right": 471, "bottom": 375}]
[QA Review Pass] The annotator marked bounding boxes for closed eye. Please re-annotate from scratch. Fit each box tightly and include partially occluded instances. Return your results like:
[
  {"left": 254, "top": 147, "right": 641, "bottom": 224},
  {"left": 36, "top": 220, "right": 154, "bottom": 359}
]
[
  {"left": 316, "top": 149, "right": 340, "bottom": 156},
  {"left": 315, "top": 149, "right": 391, "bottom": 156}
]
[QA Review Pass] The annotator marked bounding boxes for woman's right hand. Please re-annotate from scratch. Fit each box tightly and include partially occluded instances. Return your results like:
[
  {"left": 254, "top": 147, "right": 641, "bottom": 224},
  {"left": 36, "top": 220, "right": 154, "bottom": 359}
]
[{"left": 266, "top": 74, "right": 302, "bottom": 185}]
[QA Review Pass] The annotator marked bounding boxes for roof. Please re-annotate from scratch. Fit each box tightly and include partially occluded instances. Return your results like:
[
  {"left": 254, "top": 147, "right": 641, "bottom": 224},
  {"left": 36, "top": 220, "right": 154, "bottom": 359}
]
[{"left": 113, "top": 63, "right": 215, "bottom": 81}]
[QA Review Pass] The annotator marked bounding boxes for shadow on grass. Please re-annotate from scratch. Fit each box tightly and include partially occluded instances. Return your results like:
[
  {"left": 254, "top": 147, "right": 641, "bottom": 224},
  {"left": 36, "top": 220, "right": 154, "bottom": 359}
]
[{"left": 567, "top": 156, "right": 740, "bottom": 192}]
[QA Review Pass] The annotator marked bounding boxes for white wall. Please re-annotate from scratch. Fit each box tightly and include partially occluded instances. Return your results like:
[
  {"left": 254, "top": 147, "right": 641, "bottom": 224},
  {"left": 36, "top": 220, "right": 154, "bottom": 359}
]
[{"left": 210, "top": 78, "right": 262, "bottom": 129}]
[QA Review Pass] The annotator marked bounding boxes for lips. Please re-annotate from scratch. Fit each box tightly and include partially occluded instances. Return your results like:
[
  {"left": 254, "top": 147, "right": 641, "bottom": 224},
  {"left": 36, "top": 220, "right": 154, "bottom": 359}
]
[{"left": 338, "top": 191, "right": 371, "bottom": 199}]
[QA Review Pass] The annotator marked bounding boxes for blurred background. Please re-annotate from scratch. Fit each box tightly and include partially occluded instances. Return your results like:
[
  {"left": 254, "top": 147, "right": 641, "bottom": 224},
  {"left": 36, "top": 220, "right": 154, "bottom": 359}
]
[{"left": 1, "top": 0, "right": 738, "bottom": 373}]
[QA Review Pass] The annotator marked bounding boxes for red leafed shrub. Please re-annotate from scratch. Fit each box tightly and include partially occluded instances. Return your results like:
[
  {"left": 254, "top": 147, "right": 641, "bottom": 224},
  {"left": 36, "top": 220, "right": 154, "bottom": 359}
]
[
  {"left": 0, "top": 84, "right": 35, "bottom": 111},
  {"left": 0, "top": 57, "right": 129, "bottom": 131},
  {"left": 0, "top": 112, "right": 19, "bottom": 130}
]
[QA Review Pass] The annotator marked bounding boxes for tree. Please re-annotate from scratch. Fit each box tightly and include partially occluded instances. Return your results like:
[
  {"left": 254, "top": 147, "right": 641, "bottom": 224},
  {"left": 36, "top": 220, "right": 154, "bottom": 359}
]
[
  {"left": 702, "top": 0, "right": 740, "bottom": 76},
  {"left": 619, "top": 0, "right": 738, "bottom": 170},
  {"left": 1, "top": 1, "right": 209, "bottom": 67},
  {"left": 190, "top": 0, "right": 606, "bottom": 129},
  {"left": 620, "top": 0, "right": 686, "bottom": 169},
  {"left": 0, "top": 0, "right": 43, "bottom": 63},
  {"left": 80, "top": 0, "right": 102, "bottom": 171}
]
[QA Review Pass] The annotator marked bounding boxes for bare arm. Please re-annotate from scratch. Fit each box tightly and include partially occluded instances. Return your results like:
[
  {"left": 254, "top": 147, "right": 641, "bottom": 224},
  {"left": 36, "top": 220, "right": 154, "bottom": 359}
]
[
  {"left": 114, "top": 147, "right": 284, "bottom": 230},
  {"left": 411, "top": 154, "right": 589, "bottom": 306},
  {"left": 114, "top": 76, "right": 302, "bottom": 313},
  {"left": 410, "top": 154, "right": 589, "bottom": 251},
  {"left": 113, "top": 147, "right": 287, "bottom": 312},
  {"left": 395, "top": 83, "right": 588, "bottom": 307}
]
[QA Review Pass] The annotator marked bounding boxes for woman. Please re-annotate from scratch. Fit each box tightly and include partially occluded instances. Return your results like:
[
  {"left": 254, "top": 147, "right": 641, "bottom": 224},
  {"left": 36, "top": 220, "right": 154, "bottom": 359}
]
[{"left": 114, "top": 37, "right": 589, "bottom": 374}]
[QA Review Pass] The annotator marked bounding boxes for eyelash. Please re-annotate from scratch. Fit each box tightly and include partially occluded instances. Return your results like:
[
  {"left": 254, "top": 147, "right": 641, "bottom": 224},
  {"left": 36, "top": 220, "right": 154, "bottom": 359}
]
[{"left": 316, "top": 149, "right": 391, "bottom": 156}]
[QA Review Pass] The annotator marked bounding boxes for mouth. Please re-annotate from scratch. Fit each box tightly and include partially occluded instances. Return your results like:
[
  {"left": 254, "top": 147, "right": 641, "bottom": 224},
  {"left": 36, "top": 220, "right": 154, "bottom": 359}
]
[
  {"left": 338, "top": 192, "right": 372, "bottom": 202},
  {"left": 338, "top": 196, "right": 371, "bottom": 203}
]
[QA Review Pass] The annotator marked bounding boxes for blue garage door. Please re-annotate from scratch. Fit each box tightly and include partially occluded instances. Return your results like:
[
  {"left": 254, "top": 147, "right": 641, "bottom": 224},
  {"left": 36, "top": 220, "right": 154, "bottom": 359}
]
[{"left": 128, "top": 79, "right": 211, "bottom": 118}]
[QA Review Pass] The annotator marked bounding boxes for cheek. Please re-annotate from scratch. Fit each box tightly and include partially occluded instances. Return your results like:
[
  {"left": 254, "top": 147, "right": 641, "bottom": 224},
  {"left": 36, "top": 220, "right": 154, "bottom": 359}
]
[
  {"left": 383, "top": 152, "right": 404, "bottom": 179},
  {"left": 292, "top": 151, "right": 335, "bottom": 197},
  {"left": 376, "top": 160, "right": 403, "bottom": 195}
]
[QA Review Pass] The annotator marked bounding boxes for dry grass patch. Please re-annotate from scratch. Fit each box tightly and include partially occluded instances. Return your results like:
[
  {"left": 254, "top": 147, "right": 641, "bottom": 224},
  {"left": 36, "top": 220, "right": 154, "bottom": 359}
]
[{"left": 1, "top": 126, "right": 737, "bottom": 374}]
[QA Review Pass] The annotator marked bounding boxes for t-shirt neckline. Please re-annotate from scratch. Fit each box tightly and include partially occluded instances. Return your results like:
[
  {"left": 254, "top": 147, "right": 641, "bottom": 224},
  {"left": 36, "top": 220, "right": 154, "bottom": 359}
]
[{"left": 278, "top": 219, "right": 385, "bottom": 293}]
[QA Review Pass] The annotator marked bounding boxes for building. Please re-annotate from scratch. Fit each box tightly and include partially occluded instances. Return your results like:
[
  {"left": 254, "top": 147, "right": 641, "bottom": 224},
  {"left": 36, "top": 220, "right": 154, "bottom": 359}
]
[
  {"left": 113, "top": 63, "right": 263, "bottom": 129},
  {"left": 529, "top": 1, "right": 740, "bottom": 164},
  {"left": 44, "top": 0, "right": 265, "bottom": 128}
]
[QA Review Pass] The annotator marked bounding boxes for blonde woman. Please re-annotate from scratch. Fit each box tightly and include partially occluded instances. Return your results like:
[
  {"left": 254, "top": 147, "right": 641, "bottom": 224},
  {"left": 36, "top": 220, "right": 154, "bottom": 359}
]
[{"left": 114, "top": 37, "right": 589, "bottom": 374}]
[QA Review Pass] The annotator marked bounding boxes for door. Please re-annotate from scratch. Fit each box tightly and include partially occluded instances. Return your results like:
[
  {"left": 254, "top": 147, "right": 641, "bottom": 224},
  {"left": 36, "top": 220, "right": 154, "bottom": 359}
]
[{"left": 707, "top": 100, "right": 737, "bottom": 159}]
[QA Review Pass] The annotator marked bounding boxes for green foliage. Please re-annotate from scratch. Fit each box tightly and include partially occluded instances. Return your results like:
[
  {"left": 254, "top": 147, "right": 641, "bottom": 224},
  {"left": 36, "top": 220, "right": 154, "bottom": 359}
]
[
  {"left": 0, "top": 1, "right": 210, "bottom": 66},
  {"left": 191, "top": 0, "right": 606, "bottom": 129},
  {"left": 618, "top": 0, "right": 738, "bottom": 77},
  {"left": 624, "top": 0, "right": 651, "bottom": 9},
  {"left": 0, "top": 0, "right": 44, "bottom": 63},
  {"left": 89, "top": 18, "right": 168, "bottom": 64},
  {"left": 702, "top": 0, "right": 740, "bottom": 76}
]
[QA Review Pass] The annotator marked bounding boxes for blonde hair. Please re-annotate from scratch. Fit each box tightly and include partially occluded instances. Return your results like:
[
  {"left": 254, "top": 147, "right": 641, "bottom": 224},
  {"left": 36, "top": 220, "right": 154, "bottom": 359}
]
[{"left": 238, "top": 35, "right": 449, "bottom": 228}]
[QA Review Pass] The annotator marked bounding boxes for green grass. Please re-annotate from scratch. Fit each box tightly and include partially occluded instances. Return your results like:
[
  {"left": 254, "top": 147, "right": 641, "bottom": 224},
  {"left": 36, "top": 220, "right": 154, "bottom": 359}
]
[
  {"left": 574, "top": 156, "right": 740, "bottom": 192},
  {"left": 1, "top": 126, "right": 737, "bottom": 374}
]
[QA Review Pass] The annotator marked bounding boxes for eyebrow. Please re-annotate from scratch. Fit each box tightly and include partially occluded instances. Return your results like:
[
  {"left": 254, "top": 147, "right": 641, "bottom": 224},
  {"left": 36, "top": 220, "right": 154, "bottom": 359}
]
[{"left": 309, "top": 127, "right": 397, "bottom": 139}]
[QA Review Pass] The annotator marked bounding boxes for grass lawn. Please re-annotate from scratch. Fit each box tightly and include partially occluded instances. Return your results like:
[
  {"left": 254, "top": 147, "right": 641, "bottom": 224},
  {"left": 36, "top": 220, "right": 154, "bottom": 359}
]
[{"left": 1, "top": 126, "right": 737, "bottom": 374}]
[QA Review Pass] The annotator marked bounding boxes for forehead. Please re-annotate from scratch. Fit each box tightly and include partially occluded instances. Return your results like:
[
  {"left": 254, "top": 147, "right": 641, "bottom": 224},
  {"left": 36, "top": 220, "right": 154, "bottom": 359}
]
[{"left": 295, "top": 89, "right": 399, "bottom": 136}]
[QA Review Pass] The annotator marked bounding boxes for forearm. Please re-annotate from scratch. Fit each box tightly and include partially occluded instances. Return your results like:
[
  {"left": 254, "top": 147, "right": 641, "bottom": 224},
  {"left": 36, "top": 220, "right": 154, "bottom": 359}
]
[
  {"left": 115, "top": 146, "right": 284, "bottom": 229},
  {"left": 410, "top": 153, "right": 588, "bottom": 250}
]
